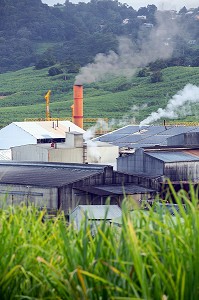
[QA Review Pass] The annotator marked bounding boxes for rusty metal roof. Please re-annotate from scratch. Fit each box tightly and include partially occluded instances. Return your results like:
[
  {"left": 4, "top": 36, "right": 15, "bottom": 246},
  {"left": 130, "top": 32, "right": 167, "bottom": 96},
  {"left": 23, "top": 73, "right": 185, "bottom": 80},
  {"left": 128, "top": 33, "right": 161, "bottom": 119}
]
[{"left": 0, "top": 162, "right": 107, "bottom": 188}]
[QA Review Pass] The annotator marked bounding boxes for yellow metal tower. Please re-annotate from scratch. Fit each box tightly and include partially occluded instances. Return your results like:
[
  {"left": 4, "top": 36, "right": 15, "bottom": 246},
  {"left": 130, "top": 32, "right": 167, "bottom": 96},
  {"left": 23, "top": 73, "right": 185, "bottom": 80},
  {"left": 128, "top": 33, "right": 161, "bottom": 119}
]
[{"left": 44, "top": 90, "right": 51, "bottom": 120}]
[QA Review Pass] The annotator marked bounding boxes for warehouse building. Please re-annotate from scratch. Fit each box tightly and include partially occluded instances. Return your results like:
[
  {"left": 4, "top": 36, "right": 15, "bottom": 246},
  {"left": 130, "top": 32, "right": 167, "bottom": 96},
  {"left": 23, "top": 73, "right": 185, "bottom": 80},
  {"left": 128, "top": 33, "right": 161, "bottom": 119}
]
[
  {"left": 0, "top": 120, "right": 85, "bottom": 149},
  {"left": 0, "top": 161, "right": 155, "bottom": 214},
  {"left": 117, "top": 132, "right": 199, "bottom": 198},
  {"left": 118, "top": 147, "right": 199, "bottom": 181}
]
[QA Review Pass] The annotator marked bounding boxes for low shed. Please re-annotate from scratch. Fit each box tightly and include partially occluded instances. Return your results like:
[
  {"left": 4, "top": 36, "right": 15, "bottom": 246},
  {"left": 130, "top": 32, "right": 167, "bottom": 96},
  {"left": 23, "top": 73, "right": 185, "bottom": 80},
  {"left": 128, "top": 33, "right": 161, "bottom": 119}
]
[
  {"left": 0, "top": 162, "right": 111, "bottom": 213},
  {"left": 70, "top": 205, "right": 122, "bottom": 230},
  {"left": 0, "top": 161, "right": 155, "bottom": 214}
]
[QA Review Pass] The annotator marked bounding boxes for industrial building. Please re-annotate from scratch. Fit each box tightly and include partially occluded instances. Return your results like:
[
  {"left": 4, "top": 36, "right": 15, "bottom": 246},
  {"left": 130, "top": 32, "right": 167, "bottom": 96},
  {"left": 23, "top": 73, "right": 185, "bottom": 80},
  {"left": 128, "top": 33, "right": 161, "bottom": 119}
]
[
  {"left": 11, "top": 131, "right": 119, "bottom": 166},
  {"left": 0, "top": 161, "right": 155, "bottom": 214},
  {"left": 1, "top": 81, "right": 199, "bottom": 210},
  {"left": 0, "top": 120, "right": 85, "bottom": 150},
  {"left": 118, "top": 147, "right": 199, "bottom": 181},
  {"left": 117, "top": 132, "right": 199, "bottom": 198}
]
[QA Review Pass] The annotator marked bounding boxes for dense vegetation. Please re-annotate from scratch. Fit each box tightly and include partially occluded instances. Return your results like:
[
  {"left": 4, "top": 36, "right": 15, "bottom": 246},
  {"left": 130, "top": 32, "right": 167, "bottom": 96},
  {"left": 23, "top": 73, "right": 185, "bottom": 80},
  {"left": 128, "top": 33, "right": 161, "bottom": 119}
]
[
  {"left": 0, "top": 65, "right": 199, "bottom": 129},
  {"left": 0, "top": 0, "right": 199, "bottom": 73},
  {"left": 0, "top": 186, "right": 198, "bottom": 299}
]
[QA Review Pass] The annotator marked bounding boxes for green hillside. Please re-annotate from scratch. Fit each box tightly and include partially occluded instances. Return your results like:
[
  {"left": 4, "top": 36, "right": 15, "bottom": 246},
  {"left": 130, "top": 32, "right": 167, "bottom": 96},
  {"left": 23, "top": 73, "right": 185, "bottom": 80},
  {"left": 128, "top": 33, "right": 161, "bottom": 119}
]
[{"left": 0, "top": 66, "right": 199, "bottom": 129}]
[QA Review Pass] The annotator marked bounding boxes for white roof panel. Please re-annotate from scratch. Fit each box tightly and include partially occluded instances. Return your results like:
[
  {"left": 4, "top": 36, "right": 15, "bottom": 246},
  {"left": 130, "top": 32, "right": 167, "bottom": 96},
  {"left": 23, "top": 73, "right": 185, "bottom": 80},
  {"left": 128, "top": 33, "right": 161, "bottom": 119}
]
[
  {"left": 74, "top": 205, "right": 122, "bottom": 220},
  {"left": 14, "top": 121, "right": 85, "bottom": 139}
]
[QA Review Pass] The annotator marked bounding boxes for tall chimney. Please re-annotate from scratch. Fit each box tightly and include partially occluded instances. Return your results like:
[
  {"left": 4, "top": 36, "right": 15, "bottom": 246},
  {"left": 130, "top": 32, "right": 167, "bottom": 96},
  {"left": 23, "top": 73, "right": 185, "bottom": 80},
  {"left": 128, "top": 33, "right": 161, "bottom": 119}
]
[{"left": 73, "top": 85, "right": 83, "bottom": 129}]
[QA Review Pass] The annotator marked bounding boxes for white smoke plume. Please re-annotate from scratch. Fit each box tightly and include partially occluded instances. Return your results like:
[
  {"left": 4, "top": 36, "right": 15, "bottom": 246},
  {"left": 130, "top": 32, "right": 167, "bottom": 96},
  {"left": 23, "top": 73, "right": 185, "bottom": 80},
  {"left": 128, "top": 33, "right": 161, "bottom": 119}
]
[
  {"left": 75, "top": 12, "right": 179, "bottom": 85},
  {"left": 83, "top": 119, "right": 108, "bottom": 162},
  {"left": 108, "top": 104, "right": 148, "bottom": 128},
  {"left": 139, "top": 84, "right": 199, "bottom": 127}
]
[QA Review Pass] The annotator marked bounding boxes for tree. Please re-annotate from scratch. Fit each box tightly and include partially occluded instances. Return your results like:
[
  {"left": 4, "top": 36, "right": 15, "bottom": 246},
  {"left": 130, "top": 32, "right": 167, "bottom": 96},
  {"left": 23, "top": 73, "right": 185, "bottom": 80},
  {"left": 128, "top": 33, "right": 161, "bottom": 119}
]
[
  {"left": 150, "top": 71, "right": 163, "bottom": 83},
  {"left": 48, "top": 66, "right": 63, "bottom": 76},
  {"left": 137, "top": 68, "right": 149, "bottom": 77}
]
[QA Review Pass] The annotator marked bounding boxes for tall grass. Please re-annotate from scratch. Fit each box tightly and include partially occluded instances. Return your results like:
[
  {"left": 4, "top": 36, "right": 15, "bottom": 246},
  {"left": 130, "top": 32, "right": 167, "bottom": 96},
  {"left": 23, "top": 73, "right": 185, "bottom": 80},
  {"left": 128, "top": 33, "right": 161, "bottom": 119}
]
[{"left": 0, "top": 189, "right": 198, "bottom": 299}]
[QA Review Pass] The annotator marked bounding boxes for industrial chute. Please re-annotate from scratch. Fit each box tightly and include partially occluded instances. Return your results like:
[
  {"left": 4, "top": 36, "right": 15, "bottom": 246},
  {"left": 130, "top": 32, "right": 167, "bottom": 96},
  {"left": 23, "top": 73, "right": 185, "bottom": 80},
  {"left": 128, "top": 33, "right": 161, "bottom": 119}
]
[{"left": 44, "top": 90, "right": 51, "bottom": 121}]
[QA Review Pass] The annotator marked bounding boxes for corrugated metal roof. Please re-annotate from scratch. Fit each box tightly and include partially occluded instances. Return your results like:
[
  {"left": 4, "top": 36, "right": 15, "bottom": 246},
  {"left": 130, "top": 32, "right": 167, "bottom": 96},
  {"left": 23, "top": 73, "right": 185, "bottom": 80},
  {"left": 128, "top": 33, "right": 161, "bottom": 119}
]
[
  {"left": 77, "top": 184, "right": 155, "bottom": 196},
  {"left": 73, "top": 205, "right": 122, "bottom": 220},
  {"left": 94, "top": 125, "right": 199, "bottom": 148},
  {"left": 137, "top": 135, "right": 170, "bottom": 145},
  {"left": 159, "top": 126, "right": 197, "bottom": 136},
  {"left": 184, "top": 149, "right": 199, "bottom": 157},
  {"left": 94, "top": 184, "right": 155, "bottom": 194},
  {"left": 147, "top": 151, "right": 199, "bottom": 162},
  {"left": 0, "top": 162, "right": 107, "bottom": 187},
  {"left": 14, "top": 121, "right": 85, "bottom": 139}
]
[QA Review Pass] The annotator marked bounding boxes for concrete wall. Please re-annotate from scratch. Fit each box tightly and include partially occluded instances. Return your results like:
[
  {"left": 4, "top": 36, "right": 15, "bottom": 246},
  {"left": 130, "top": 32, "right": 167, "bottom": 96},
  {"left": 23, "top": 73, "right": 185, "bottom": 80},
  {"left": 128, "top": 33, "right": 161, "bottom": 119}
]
[
  {"left": 49, "top": 148, "right": 83, "bottom": 163},
  {"left": 65, "top": 132, "right": 84, "bottom": 148},
  {"left": 0, "top": 184, "right": 58, "bottom": 209},
  {"left": 12, "top": 145, "right": 49, "bottom": 161},
  {"left": 12, "top": 143, "right": 119, "bottom": 165}
]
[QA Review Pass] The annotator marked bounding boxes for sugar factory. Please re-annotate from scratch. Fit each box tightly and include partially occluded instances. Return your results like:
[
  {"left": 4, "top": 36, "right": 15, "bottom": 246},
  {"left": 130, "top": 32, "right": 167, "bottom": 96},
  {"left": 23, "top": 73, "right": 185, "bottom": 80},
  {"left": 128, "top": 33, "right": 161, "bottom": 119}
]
[{"left": 0, "top": 84, "right": 199, "bottom": 216}]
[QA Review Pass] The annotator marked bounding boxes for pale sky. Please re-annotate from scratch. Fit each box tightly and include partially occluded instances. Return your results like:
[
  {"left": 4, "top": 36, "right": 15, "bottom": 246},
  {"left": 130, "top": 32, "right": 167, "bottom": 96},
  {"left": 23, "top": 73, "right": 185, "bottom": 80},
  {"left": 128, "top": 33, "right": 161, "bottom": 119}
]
[{"left": 42, "top": 0, "right": 199, "bottom": 11}]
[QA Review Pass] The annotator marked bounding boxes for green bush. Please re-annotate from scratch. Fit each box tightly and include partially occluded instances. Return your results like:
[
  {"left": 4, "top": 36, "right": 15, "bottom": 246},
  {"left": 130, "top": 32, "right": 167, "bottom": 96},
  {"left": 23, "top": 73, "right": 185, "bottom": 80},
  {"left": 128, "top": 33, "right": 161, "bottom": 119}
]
[{"left": 48, "top": 66, "right": 63, "bottom": 76}]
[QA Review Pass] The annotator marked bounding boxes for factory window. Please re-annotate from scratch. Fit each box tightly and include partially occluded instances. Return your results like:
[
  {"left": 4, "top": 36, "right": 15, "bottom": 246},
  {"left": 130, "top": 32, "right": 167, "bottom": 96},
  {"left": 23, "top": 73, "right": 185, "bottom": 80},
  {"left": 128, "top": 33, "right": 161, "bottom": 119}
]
[{"left": 37, "top": 138, "right": 65, "bottom": 144}]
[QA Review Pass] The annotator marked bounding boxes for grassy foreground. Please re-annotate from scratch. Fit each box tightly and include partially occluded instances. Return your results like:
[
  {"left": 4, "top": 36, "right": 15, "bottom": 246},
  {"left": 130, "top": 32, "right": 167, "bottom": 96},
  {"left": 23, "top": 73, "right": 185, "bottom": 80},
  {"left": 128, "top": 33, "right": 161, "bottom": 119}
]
[{"left": 0, "top": 187, "right": 199, "bottom": 299}]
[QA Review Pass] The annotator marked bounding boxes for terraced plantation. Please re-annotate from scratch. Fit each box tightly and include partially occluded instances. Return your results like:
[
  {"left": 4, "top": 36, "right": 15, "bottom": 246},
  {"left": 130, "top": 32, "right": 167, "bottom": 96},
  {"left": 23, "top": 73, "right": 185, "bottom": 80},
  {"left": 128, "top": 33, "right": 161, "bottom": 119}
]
[{"left": 0, "top": 66, "right": 199, "bottom": 129}]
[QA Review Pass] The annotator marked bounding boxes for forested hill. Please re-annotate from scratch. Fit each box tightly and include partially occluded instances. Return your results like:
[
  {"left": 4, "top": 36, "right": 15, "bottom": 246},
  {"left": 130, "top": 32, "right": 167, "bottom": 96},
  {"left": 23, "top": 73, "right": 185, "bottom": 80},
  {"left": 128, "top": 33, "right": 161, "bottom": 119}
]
[{"left": 0, "top": 0, "right": 199, "bottom": 73}]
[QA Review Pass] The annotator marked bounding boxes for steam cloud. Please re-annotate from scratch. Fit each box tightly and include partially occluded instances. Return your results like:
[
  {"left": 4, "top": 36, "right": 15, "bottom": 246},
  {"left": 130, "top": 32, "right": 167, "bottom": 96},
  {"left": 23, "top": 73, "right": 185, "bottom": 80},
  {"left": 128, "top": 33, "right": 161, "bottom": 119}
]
[
  {"left": 83, "top": 119, "right": 108, "bottom": 162},
  {"left": 139, "top": 84, "right": 199, "bottom": 127},
  {"left": 75, "top": 12, "right": 179, "bottom": 84},
  {"left": 108, "top": 104, "right": 148, "bottom": 128}
]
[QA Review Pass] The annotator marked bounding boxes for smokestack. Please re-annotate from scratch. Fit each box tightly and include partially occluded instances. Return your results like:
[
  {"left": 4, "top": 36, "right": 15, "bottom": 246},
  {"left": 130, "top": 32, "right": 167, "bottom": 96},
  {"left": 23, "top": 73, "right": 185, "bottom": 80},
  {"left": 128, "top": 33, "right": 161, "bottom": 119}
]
[
  {"left": 163, "top": 119, "right": 167, "bottom": 130},
  {"left": 73, "top": 85, "right": 83, "bottom": 129}
]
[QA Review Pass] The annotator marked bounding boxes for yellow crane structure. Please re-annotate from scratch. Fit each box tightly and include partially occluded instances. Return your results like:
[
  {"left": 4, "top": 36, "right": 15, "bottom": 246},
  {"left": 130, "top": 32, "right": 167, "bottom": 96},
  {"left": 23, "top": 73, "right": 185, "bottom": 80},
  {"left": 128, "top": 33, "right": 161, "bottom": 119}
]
[{"left": 44, "top": 90, "right": 51, "bottom": 120}]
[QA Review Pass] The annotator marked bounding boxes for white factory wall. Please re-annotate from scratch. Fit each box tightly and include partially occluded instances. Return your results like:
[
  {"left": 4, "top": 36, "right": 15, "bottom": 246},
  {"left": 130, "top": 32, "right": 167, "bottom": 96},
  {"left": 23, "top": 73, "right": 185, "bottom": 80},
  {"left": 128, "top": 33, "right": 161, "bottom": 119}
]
[
  {"left": 12, "top": 144, "right": 49, "bottom": 161},
  {"left": 49, "top": 148, "right": 84, "bottom": 163},
  {"left": 0, "top": 184, "right": 58, "bottom": 209},
  {"left": 11, "top": 143, "right": 119, "bottom": 165},
  {"left": 0, "top": 123, "right": 36, "bottom": 149}
]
